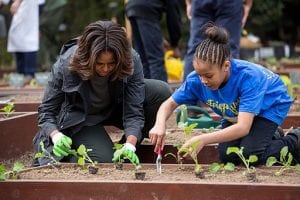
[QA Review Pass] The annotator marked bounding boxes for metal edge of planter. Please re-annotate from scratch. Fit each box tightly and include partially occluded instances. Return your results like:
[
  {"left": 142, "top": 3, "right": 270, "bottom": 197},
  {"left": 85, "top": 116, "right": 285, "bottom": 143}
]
[
  {"left": 0, "top": 164, "right": 299, "bottom": 200},
  {"left": 0, "top": 112, "right": 38, "bottom": 160}
]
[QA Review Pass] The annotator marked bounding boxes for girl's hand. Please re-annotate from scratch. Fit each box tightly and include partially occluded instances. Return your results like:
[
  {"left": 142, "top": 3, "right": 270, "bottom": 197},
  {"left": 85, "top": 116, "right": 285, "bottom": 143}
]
[
  {"left": 149, "top": 125, "right": 166, "bottom": 153},
  {"left": 178, "top": 135, "right": 205, "bottom": 159}
]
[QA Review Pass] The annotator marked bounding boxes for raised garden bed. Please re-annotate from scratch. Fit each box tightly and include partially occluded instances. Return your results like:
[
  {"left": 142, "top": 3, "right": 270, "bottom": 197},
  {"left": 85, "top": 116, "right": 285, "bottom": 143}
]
[
  {"left": 0, "top": 163, "right": 299, "bottom": 200},
  {"left": 0, "top": 112, "right": 38, "bottom": 160}
]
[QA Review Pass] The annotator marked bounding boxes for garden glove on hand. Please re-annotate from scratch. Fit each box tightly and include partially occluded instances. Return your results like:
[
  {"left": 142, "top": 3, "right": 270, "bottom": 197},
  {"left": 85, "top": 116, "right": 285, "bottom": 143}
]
[
  {"left": 112, "top": 143, "right": 140, "bottom": 166},
  {"left": 51, "top": 132, "right": 72, "bottom": 157}
]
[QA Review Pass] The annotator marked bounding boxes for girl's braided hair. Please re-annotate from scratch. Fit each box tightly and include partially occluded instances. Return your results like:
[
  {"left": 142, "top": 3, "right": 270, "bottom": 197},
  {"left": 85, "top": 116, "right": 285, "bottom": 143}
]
[{"left": 194, "top": 22, "right": 231, "bottom": 67}]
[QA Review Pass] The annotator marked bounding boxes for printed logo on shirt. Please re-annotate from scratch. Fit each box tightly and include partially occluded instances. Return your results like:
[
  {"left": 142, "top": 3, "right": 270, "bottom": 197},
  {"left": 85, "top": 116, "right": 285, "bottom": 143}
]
[{"left": 206, "top": 98, "right": 240, "bottom": 123}]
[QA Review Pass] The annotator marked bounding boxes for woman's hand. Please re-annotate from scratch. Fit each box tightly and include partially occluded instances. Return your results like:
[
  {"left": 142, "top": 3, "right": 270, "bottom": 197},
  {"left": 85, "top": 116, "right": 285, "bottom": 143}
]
[{"left": 178, "top": 135, "right": 205, "bottom": 160}]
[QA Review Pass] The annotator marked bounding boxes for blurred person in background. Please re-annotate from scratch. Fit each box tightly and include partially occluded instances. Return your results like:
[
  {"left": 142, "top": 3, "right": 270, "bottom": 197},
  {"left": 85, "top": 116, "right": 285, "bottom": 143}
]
[
  {"left": 7, "top": 0, "right": 39, "bottom": 82},
  {"left": 183, "top": 0, "right": 253, "bottom": 80},
  {"left": 125, "top": 0, "right": 182, "bottom": 82}
]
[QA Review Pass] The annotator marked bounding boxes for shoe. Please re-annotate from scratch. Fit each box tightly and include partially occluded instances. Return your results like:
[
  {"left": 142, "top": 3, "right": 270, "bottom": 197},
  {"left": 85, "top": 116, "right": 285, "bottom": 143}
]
[
  {"left": 273, "top": 126, "right": 284, "bottom": 140},
  {"left": 286, "top": 127, "right": 300, "bottom": 163}
]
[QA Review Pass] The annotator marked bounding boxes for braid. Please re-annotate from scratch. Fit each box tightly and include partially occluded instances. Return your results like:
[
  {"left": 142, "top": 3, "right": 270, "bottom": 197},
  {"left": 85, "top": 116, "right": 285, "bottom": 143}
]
[{"left": 194, "top": 23, "right": 230, "bottom": 66}]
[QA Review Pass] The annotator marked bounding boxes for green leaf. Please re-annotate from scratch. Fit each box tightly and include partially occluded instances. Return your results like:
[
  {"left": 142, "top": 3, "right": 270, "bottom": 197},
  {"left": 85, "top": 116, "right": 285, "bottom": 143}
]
[
  {"left": 78, "top": 157, "right": 85, "bottom": 166},
  {"left": 248, "top": 155, "right": 258, "bottom": 163},
  {"left": 208, "top": 163, "right": 221, "bottom": 173},
  {"left": 113, "top": 143, "right": 123, "bottom": 150},
  {"left": 280, "top": 146, "right": 289, "bottom": 162},
  {"left": 178, "top": 121, "right": 188, "bottom": 129},
  {"left": 266, "top": 157, "right": 277, "bottom": 167},
  {"left": 224, "top": 162, "right": 235, "bottom": 171},
  {"left": 0, "top": 165, "right": 7, "bottom": 174},
  {"left": 178, "top": 147, "right": 189, "bottom": 154},
  {"left": 34, "top": 152, "right": 44, "bottom": 159},
  {"left": 226, "top": 147, "right": 239, "bottom": 155},
  {"left": 77, "top": 145, "right": 87, "bottom": 156},
  {"left": 287, "top": 152, "right": 293, "bottom": 166},
  {"left": 13, "top": 162, "right": 24, "bottom": 172}
]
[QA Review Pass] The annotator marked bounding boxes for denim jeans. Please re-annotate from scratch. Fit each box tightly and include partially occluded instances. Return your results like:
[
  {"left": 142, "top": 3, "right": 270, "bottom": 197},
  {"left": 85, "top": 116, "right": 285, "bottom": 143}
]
[
  {"left": 218, "top": 116, "right": 298, "bottom": 165},
  {"left": 16, "top": 51, "right": 37, "bottom": 77},
  {"left": 183, "top": 0, "right": 243, "bottom": 80},
  {"left": 63, "top": 79, "right": 172, "bottom": 163},
  {"left": 129, "top": 17, "right": 167, "bottom": 82}
]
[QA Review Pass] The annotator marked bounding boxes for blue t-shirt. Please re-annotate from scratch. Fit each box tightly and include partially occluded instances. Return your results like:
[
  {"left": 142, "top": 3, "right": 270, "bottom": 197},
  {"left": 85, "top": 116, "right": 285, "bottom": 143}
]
[{"left": 172, "top": 59, "right": 293, "bottom": 125}]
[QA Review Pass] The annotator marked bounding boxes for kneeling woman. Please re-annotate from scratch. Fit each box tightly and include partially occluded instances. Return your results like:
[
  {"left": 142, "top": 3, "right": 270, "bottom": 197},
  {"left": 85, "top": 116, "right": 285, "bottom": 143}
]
[{"left": 33, "top": 20, "right": 172, "bottom": 166}]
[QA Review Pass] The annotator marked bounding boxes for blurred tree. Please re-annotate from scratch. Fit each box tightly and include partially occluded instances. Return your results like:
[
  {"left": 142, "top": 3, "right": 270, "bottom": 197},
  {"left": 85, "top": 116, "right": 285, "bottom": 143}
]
[{"left": 246, "top": 0, "right": 283, "bottom": 44}]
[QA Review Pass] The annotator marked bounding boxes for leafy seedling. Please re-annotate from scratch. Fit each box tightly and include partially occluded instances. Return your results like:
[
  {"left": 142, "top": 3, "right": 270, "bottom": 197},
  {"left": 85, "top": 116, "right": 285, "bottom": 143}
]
[
  {"left": 178, "top": 104, "right": 198, "bottom": 141},
  {"left": 112, "top": 143, "right": 144, "bottom": 180},
  {"left": 0, "top": 162, "right": 25, "bottom": 181},
  {"left": 75, "top": 144, "right": 98, "bottom": 174},
  {"left": 226, "top": 147, "right": 258, "bottom": 182},
  {"left": 0, "top": 102, "right": 15, "bottom": 118},
  {"left": 113, "top": 143, "right": 125, "bottom": 170},
  {"left": 208, "top": 162, "right": 235, "bottom": 174},
  {"left": 266, "top": 146, "right": 300, "bottom": 176},
  {"left": 35, "top": 141, "right": 60, "bottom": 165},
  {"left": 164, "top": 144, "right": 184, "bottom": 169},
  {"left": 179, "top": 140, "right": 204, "bottom": 178}
]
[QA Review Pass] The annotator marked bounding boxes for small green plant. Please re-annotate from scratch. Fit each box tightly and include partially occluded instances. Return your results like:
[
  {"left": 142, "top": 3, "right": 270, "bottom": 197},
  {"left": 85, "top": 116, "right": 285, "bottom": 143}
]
[
  {"left": 0, "top": 102, "right": 15, "bottom": 118},
  {"left": 113, "top": 143, "right": 141, "bottom": 171},
  {"left": 164, "top": 144, "right": 184, "bottom": 169},
  {"left": 0, "top": 162, "right": 25, "bottom": 181},
  {"left": 226, "top": 147, "right": 258, "bottom": 181},
  {"left": 113, "top": 143, "right": 125, "bottom": 165},
  {"left": 208, "top": 162, "right": 235, "bottom": 174},
  {"left": 75, "top": 144, "right": 97, "bottom": 168},
  {"left": 35, "top": 141, "right": 60, "bottom": 165},
  {"left": 179, "top": 140, "right": 204, "bottom": 178},
  {"left": 178, "top": 104, "right": 198, "bottom": 141},
  {"left": 266, "top": 146, "right": 300, "bottom": 176},
  {"left": 35, "top": 142, "right": 98, "bottom": 173},
  {"left": 226, "top": 147, "right": 258, "bottom": 173}
]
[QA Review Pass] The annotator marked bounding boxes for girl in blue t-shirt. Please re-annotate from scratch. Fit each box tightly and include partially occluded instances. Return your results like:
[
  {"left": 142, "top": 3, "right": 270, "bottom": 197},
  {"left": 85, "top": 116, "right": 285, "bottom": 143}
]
[{"left": 149, "top": 23, "right": 300, "bottom": 165}]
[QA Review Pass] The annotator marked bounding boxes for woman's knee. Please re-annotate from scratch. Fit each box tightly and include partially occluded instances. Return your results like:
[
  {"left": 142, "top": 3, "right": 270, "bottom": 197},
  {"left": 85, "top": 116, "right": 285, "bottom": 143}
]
[{"left": 144, "top": 79, "right": 172, "bottom": 104}]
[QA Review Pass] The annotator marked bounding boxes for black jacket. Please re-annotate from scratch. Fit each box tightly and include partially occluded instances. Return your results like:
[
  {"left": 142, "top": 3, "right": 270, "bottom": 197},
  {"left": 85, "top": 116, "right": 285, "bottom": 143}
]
[
  {"left": 126, "top": 0, "right": 182, "bottom": 47},
  {"left": 33, "top": 39, "right": 145, "bottom": 165}
]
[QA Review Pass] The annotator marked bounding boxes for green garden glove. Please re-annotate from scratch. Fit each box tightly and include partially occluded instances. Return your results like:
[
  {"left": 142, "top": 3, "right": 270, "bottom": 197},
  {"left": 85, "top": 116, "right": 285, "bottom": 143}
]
[
  {"left": 51, "top": 132, "right": 72, "bottom": 157},
  {"left": 112, "top": 143, "right": 140, "bottom": 166}
]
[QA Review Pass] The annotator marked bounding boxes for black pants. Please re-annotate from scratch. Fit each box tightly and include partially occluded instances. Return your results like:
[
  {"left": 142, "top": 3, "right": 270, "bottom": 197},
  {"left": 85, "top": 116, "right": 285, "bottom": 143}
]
[
  {"left": 63, "top": 79, "right": 172, "bottom": 163},
  {"left": 218, "top": 116, "right": 298, "bottom": 165}
]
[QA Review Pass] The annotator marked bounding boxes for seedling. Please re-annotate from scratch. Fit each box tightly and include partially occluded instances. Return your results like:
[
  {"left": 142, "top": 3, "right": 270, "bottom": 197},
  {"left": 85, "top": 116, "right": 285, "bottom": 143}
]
[
  {"left": 266, "top": 146, "right": 300, "bottom": 176},
  {"left": 208, "top": 162, "right": 235, "bottom": 174},
  {"left": 179, "top": 140, "right": 204, "bottom": 178},
  {"left": 113, "top": 143, "right": 125, "bottom": 170},
  {"left": 226, "top": 147, "right": 258, "bottom": 182},
  {"left": 0, "top": 102, "right": 15, "bottom": 118},
  {"left": 112, "top": 143, "right": 144, "bottom": 180},
  {"left": 35, "top": 142, "right": 98, "bottom": 174},
  {"left": 164, "top": 144, "right": 184, "bottom": 169},
  {"left": 0, "top": 162, "right": 24, "bottom": 181},
  {"left": 75, "top": 144, "right": 98, "bottom": 174},
  {"left": 35, "top": 141, "right": 60, "bottom": 165},
  {"left": 178, "top": 104, "right": 198, "bottom": 141}
]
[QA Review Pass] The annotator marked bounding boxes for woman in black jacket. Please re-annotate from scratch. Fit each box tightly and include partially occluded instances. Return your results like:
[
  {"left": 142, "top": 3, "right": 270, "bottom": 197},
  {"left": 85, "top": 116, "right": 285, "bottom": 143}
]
[{"left": 33, "top": 20, "right": 172, "bottom": 166}]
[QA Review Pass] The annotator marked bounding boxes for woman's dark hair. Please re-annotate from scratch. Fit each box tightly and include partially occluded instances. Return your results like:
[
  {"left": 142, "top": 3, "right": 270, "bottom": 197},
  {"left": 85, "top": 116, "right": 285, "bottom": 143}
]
[
  {"left": 69, "top": 20, "right": 133, "bottom": 81},
  {"left": 194, "top": 22, "right": 231, "bottom": 66}
]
